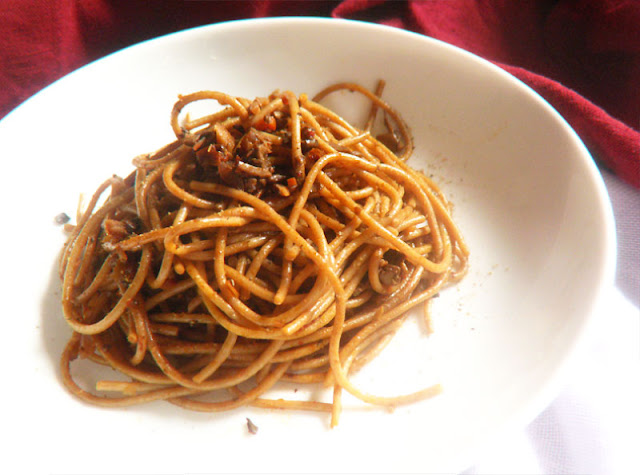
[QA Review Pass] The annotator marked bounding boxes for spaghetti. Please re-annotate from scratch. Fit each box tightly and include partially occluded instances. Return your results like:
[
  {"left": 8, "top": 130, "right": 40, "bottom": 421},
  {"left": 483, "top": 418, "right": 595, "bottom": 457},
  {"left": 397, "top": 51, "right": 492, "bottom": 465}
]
[{"left": 59, "top": 81, "right": 469, "bottom": 426}]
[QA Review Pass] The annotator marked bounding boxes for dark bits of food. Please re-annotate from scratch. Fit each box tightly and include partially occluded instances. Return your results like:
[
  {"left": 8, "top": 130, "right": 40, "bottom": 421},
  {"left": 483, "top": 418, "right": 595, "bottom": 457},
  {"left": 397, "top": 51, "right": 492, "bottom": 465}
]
[
  {"left": 378, "top": 263, "right": 404, "bottom": 287},
  {"left": 188, "top": 96, "right": 327, "bottom": 197},
  {"left": 54, "top": 212, "right": 70, "bottom": 225},
  {"left": 246, "top": 417, "right": 259, "bottom": 435}
]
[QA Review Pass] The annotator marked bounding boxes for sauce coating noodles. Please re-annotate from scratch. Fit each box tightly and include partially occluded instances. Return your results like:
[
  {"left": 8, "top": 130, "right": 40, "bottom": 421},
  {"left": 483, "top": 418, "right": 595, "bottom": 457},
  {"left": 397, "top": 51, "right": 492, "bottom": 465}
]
[{"left": 59, "top": 82, "right": 469, "bottom": 426}]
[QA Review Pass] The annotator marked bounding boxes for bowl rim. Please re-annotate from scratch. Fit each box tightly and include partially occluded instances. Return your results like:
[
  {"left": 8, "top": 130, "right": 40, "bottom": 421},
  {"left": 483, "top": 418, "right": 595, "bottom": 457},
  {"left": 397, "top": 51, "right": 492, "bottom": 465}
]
[{"left": 0, "top": 16, "right": 618, "bottom": 473}]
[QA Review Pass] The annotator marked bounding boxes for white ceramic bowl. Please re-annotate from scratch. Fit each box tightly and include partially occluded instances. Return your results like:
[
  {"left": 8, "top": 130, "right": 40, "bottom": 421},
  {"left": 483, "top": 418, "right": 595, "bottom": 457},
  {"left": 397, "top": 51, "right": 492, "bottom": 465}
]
[{"left": 0, "top": 18, "right": 615, "bottom": 474}]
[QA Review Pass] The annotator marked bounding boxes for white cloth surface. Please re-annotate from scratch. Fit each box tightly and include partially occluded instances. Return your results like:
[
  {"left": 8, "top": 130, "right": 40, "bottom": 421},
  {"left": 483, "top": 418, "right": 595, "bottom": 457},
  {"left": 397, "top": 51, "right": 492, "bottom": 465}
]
[{"left": 464, "top": 170, "right": 640, "bottom": 475}]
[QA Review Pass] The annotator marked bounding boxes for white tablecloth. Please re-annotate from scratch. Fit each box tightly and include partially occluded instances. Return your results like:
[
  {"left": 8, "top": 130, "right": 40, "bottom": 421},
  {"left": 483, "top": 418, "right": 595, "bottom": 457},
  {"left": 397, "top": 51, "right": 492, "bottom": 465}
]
[{"left": 465, "top": 170, "right": 640, "bottom": 475}]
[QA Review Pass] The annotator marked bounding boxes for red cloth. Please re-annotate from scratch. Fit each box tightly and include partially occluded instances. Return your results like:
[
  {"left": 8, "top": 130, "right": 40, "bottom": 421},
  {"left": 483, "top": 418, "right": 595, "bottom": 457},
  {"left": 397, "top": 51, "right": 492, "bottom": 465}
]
[{"left": 1, "top": 0, "right": 638, "bottom": 187}]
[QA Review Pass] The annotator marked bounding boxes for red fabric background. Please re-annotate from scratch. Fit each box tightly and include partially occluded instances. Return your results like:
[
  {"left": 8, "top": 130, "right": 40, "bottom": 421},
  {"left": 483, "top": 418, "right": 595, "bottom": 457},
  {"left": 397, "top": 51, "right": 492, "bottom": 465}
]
[{"left": 1, "top": 0, "right": 638, "bottom": 186}]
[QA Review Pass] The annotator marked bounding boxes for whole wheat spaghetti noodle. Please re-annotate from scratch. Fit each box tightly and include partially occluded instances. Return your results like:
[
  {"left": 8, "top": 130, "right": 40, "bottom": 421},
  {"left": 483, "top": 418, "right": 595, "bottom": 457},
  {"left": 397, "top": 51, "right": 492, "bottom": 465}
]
[{"left": 59, "top": 81, "right": 469, "bottom": 427}]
